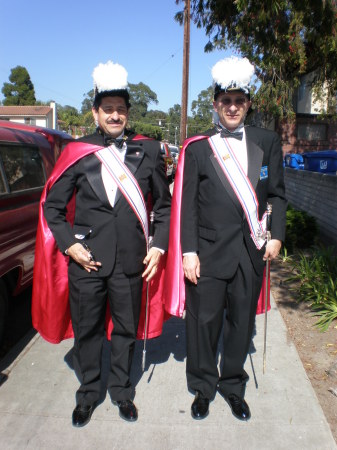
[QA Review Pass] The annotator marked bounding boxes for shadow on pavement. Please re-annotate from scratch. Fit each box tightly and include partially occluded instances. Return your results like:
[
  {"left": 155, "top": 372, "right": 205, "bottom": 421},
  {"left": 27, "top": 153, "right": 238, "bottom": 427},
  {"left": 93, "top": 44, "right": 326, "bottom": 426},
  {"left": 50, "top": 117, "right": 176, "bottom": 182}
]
[
  {"left": 0, "top": 328, "right": 37, "bottom": 381},
  {"left": 63, "top": 315, "right": 187, "bottom": 405}
]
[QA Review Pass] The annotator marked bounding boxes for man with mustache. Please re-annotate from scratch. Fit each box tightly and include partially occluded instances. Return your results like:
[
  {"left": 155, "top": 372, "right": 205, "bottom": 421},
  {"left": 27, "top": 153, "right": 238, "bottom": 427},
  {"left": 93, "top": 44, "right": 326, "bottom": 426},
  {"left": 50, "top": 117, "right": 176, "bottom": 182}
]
[{"left": 32, "top": 61, "right": 171, "bottom": 427}]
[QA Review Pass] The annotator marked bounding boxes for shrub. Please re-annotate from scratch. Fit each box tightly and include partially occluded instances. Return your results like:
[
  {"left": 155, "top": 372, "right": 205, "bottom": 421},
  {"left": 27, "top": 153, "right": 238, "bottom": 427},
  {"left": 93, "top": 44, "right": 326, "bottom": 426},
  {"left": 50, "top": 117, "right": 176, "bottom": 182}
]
[
  {"left": 284, "top": 205, "right": 318, "bottom": 253},
  {"left": 287, "top": 246, "right": 337, "bottom": 331}
]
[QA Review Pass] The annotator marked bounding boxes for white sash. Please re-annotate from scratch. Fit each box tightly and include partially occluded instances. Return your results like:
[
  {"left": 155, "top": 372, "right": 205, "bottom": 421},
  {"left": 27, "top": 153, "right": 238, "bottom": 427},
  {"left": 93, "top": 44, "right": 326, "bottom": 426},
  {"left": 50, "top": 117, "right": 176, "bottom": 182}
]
[
  {"left": 96, "top": 146, "right": 148, "bottom": 245},
  {"left": 208, "top": 133, "right": 267, "bottom": 250}
]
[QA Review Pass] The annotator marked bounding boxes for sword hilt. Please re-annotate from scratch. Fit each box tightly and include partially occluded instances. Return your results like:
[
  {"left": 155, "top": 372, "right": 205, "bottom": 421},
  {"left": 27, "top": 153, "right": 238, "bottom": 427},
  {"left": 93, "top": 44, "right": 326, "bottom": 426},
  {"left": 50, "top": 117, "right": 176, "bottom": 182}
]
[
  {"left": 142, "top": 350, "right": 146, "bottom": 372},
  {"left": 148, "top": 211, "right": 155, "bottom": 250},
  {"left": 266, "top": 203, "right": 272, "bottom": 241}
]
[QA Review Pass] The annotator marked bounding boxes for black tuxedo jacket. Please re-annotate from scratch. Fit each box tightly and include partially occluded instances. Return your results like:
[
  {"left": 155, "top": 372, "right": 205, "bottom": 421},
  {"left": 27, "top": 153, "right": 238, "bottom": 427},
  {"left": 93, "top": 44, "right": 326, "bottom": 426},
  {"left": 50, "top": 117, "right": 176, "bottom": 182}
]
[
  {"left": 44, "top": 130, "right": 171, "bottom": 277},
  {"left": 181, "top": 126, "right": 287, "bottom": 278}
]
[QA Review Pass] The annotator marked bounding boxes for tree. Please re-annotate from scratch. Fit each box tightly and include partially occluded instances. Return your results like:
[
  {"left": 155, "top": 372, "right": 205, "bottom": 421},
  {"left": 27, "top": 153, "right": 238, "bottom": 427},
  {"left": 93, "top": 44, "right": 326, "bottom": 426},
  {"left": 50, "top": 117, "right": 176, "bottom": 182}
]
[
  {"left": 128, "top": 82, "right": 158, "bottom": 122},
  {"left": 175, "top": 0, "right": 337, "bottom": 119},
  {"left": 81, "top": 89, "right": 95, "bottom": 114},
  {"left": 82, "top": 111, "right": 95, "bottom": 134},
  {"left": 167, "top": 104, "right": 182, "bottom": 144},
  {"left": 2, "top": 66, "right": 36, "bottom": 105},
  {"left": 57, "top": 104, "right": 82, "bottom": 133},
  {"left": 142, "top": 109, "right": 167, "bottom": 127},
  {"left": 132, "top": 122, "right": 163, "bottom": 140},
  {"left": 189, "top": 85, "right": 214, "bottom": 134}
]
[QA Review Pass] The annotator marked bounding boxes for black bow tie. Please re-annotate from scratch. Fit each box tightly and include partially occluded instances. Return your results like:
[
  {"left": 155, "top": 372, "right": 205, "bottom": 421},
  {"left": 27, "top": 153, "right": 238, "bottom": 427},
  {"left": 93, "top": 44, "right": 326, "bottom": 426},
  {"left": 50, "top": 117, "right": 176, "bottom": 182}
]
[
  {"left": 104, "top": 136, "right": 125, "bottom": 149},
  {"left": 220, "top": 129, "right": 243, "bottom": 141}
]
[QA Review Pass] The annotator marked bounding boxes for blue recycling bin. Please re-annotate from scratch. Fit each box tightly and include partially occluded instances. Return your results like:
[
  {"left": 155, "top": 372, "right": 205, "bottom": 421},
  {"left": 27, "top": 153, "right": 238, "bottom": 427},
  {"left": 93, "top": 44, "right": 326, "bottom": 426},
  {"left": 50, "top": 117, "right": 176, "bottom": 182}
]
[
  {"left": 302, "top": 150, "right": 337, "bottom": 173},
  {"left": 284, "top": 153, "right": 304, "bottom": 170}
]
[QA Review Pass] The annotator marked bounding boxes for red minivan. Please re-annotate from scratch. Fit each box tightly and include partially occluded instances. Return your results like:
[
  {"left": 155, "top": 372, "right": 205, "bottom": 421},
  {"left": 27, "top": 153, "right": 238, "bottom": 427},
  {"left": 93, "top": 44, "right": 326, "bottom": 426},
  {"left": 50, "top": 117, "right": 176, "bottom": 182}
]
[{"left": 0, "top": 121, "right": 72, "bottom": 345}]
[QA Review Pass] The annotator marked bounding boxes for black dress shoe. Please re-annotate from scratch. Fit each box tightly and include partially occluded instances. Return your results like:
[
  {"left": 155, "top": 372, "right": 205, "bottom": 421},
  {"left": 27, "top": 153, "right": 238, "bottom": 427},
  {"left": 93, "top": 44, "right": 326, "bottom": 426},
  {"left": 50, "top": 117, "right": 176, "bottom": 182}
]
[
  {"left": 225, "top": 393, "right": 251, "bottom": 421},
  {"left": 115, "top": 399, "right": 138, "bottom": 422},
  {"left": 191, "top": 391, "right": 209, "bottom": 420},
  {"left": 72, "top": 404, "right": 94, "bottom": 427}
]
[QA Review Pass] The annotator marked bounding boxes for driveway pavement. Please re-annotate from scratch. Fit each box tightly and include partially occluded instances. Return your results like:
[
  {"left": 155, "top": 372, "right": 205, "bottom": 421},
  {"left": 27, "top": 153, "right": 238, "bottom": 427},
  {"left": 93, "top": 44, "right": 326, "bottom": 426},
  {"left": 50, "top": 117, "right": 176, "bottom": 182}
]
[{"left": 0, "top": 295, "right": 336, "bottom": 450}]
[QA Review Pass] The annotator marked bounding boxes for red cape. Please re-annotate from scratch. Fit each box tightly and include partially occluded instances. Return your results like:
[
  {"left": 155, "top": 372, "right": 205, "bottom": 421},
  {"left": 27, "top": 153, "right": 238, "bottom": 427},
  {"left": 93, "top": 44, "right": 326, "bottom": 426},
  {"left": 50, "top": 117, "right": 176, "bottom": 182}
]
[
  {"left": 32, "top": 138, "right": 168, "bottom": 344},
  {"left": 163, "top": 136, "right": 269, "bottom": 317}
]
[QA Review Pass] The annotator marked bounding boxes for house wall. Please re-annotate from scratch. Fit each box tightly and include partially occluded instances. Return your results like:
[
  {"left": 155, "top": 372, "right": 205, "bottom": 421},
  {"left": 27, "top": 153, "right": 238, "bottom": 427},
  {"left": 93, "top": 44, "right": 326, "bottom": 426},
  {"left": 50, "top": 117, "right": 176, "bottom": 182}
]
[
  {"left": 0, "top": 101, "right": 56, "bottom": 129},
  {"left": 37, "top": 118, "right": 48, "bottom": 127},
  {"left": 45, "top": 110, "right": 53, "bottom": 128},
  {"left": 297, "top": 72, "right": 328, "bottom": 114},
  {"left": 284, "top": 167, "right": 337, "bottom": 246},
  {"left": 8, "top": 117, "right": 48, "bottom": 127},
  {"left": 277, "top": 117, "right": 337, "bottom": 156}
]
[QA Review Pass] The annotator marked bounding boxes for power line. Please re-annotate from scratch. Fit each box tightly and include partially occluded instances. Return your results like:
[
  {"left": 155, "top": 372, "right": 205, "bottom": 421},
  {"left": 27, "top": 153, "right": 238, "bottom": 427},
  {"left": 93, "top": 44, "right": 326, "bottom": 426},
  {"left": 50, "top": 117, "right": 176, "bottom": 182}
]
[{"left": 145, "top": 47, "right": 183, "bottom": 80}]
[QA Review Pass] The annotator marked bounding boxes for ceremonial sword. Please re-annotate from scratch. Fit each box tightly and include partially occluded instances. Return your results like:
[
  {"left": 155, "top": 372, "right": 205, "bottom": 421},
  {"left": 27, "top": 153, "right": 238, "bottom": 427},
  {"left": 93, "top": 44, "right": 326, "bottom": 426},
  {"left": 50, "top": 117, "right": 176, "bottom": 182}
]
[
  {"left": 142, "top": 211, "right": 155, "bottom": 372},
  {"left": 263, "top": 203, "right": 272, "bottom": 374}
]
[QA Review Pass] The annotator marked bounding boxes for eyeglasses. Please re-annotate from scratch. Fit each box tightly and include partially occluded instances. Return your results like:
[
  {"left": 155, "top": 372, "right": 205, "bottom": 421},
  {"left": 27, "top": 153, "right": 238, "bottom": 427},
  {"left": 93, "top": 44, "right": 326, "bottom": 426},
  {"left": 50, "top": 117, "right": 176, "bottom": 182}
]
[
  {"left": 100, "top": 105, "right": 128, "bottom": 115},
  {"left": 218, "top": 97, "right": 248, "bottom": 106}
]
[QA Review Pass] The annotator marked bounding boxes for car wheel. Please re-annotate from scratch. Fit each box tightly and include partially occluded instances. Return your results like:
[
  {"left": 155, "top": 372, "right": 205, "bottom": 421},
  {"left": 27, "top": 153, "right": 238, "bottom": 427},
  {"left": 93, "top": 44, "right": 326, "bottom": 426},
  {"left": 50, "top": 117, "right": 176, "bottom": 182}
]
[{"left": 0, "top": 279, "right": 8, "bottom": 347}]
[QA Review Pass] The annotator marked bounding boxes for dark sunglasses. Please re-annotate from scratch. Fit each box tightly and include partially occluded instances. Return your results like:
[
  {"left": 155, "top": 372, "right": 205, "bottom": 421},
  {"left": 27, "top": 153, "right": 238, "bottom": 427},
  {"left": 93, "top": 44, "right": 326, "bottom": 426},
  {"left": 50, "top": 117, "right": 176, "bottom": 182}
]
[{"left": 219, "top": 97, "right": 248, "bottom": 106}]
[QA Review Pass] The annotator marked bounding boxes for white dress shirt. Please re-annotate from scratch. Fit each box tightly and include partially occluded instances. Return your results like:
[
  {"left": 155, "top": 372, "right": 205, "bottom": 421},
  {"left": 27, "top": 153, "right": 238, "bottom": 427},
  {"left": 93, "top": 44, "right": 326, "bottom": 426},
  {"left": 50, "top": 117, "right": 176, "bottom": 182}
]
[
  {"left": 219, "top": 123, "right": 248, "bottom": 175},
  {"left": 101, "top": 139, "right": 127, "bottom": 207}
]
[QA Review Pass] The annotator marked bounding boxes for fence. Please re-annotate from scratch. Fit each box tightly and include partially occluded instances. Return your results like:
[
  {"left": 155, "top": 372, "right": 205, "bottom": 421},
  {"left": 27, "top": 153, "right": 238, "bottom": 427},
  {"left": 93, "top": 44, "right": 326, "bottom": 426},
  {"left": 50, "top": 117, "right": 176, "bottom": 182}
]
[{"left": 284, "top": 167, "right": 337, "bottom": 246}]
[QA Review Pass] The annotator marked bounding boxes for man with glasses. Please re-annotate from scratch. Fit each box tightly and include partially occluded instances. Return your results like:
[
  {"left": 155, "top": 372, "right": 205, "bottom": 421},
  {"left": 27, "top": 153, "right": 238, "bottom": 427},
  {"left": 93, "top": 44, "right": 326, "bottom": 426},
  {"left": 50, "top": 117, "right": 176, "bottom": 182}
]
[{"left": 167, "top": 56, "right": 286, "bottom": 421}]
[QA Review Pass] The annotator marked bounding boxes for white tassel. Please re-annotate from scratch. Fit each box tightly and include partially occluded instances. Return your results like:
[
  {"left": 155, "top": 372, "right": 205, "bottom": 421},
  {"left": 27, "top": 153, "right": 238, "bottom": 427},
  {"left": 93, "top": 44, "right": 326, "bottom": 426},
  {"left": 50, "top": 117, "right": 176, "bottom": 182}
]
[
  {"left": 212, "top": 56, "right": 254, "bottom": 94},
  {"left": 92, "top": 61, "right": 128, "bottom": 93}
]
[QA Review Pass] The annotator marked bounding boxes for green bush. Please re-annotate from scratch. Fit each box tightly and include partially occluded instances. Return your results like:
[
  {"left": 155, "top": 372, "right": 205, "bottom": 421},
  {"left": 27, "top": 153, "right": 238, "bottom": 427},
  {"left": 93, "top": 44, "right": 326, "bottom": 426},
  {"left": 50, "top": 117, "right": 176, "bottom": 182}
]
[
  {"left": 284, "top": 205, "right": 318, "bottom": 253},
  {"left": 132, "top": 122, "right": 163, "bottom": 140},
  {"left": 287, "top": 246, "right": 337, "bottom": 331}
]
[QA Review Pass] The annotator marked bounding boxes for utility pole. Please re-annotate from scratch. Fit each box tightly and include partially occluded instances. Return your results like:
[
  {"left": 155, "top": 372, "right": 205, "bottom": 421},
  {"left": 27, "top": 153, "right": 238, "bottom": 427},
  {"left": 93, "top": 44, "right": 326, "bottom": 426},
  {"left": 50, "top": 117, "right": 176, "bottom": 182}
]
[{"left": 180, "top": 0, "right": 190, "bottom": 145}]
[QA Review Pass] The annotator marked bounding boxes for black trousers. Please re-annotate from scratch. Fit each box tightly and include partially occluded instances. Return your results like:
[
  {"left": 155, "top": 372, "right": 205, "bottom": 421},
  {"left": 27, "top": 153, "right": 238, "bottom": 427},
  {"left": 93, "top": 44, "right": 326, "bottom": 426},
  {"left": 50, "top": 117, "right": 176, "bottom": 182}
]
[
  {"left": 68, "top": 253, "right": 143, "bottom": 406},
  {"left": 185, "top": 245, "right": 263, "bottom": 400}
]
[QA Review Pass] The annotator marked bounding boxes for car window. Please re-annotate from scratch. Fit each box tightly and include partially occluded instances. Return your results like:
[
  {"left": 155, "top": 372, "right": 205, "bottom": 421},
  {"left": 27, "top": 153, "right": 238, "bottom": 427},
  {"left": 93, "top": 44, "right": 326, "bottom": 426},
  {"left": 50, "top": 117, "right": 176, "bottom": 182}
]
[{"left": 0, "top": 144, "right": 45, "bottom": 193}]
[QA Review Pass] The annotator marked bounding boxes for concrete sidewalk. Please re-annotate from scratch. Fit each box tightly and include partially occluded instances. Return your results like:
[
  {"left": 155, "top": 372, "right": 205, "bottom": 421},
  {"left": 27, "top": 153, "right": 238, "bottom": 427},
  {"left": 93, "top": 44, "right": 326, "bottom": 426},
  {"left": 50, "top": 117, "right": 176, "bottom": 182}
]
[{"left": 0, "top": 296, "right": 336, "bottom": 450}]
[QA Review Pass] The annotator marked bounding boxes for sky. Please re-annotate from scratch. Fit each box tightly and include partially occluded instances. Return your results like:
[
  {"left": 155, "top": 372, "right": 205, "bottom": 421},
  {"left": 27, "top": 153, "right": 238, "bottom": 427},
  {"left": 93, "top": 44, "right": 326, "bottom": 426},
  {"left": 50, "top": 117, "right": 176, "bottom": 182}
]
[{"left": 0, "top": 0, "right": 234, "bottom": 114}]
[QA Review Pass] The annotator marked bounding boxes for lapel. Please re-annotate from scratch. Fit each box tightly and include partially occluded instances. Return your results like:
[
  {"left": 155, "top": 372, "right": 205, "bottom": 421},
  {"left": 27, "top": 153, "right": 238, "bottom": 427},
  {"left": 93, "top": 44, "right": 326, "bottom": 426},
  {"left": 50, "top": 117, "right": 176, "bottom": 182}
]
[
  {"left": 114, "top": 141, "right": 145, "bottom": 205},
  {"left": 245, "top": 126, "right": 264, "bottom": 190},
  {"left": 207, "top": 128, "right": 241, "bottom": 211},
  {"left": 209, "top": 153, "right": 242, "bottom": 214},
  {"left": 83, "top": 154, "right": 111, "bottom": 207}
]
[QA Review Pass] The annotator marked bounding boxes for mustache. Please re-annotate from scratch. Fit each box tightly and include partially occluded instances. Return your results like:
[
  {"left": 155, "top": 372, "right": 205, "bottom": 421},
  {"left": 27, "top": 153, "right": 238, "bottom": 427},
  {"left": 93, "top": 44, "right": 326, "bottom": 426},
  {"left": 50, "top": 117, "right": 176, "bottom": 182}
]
[{"left": 107, "top": 119, "right": 122, "bottom": 124}]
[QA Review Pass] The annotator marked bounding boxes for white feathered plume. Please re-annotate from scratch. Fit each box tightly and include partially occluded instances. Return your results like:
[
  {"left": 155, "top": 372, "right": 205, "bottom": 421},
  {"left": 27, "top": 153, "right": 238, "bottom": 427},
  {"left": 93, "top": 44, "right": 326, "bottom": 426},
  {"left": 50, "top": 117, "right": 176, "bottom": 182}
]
[
  {"left": 92, "top": 60, "right": 128, "bottom": 93},
  {"left": 211, "top": 56, "right": 254, "bottom": 94}
]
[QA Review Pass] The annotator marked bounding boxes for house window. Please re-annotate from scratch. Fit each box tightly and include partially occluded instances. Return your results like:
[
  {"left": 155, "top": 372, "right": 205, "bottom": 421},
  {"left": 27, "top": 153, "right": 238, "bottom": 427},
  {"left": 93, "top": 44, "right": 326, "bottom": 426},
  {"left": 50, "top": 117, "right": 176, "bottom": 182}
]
[
  {"left": 298, "top": 81, "right": 307, "bottom": 102},
  {"left": 297, "top": 123, "right": 327, "bottom": 141},
  {"left": 0, "top": 144, "right": 45, "bottom": 192},
  {"left": 24, "top": 117, "right": 36, "bottom": 125}
]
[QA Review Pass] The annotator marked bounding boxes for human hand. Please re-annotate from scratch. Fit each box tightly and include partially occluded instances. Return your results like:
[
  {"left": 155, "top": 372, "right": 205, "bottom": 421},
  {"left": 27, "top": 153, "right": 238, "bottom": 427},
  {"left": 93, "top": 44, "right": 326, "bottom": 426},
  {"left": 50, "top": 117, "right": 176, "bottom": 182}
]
[
  {"left": 183, "top": 254, "right": 200, "bottom": 285},
  {"left": 263, "top": 239, "right": 282, "bottom": 261},
  {"left": 142, "top": 247, "right": 162, "bottom": 282},
  {"left": 66, "top": 243, "right": 102, "bottom": 273}
]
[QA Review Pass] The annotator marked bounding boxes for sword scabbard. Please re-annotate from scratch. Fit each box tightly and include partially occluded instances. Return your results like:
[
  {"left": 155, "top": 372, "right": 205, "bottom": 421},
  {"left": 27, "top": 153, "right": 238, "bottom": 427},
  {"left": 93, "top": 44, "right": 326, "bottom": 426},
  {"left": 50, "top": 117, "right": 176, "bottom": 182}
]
[
  {"left": 142, "top": 211, "right": 155, "bottom": 372},
  {"left": 263, "top": 203, "right": 272, "bottom": 374}
]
